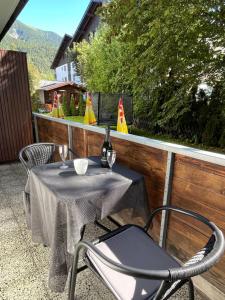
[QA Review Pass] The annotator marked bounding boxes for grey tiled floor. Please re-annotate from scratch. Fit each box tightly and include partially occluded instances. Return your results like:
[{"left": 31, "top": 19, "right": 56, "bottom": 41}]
[{"left": 0, "top": 162, "right": 205, "bottom": 300}]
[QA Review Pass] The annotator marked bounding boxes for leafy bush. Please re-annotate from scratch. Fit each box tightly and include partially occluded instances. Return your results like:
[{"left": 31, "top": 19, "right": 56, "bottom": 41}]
[
  {"left": 62, "top": 94, "right": 70, "bottom": 116},
  {"left": 31, "top": 92, "right": 42, "bottom": 112},
  {"left": 78, "top": 93, "right": 86, "bottom": 116},
  {"left": 201, "top": 85, "right": 225, "bottom": 146},
  {"left": 202, "top": 117, "right": 222, "bottom": 146},
  {"left": 70, "top": 95, "right": 76, "bottom": 116},
  {"left": 219, "top": 131, "right": 225, "bottom": 148}
]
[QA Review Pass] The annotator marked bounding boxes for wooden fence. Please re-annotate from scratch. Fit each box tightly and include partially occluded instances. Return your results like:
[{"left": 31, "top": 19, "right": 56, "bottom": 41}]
[
  {"left": 0, "top": 49, "right": 33, "bottom": 162},
  {"left": 34, "top": 113, "right": 225, "bottom": 299}
]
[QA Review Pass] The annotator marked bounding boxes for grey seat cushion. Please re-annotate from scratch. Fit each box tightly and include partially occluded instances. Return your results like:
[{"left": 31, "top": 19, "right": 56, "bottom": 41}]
[{"left": 87, "top": 226, "right": 180, "bottom": 300}]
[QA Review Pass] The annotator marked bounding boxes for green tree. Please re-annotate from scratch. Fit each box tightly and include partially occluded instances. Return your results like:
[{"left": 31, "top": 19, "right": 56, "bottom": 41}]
[
  {"left": 70, "top": 95, "right": 76, "bottom": 116},
  {"left": 62, "top": 94, "right": 70, "bottom": 116},
  {"left": 78, "top": 93, "right": 86, "bottom": 116},
  {"left": 28, "top": 62, "right": 42, "bottom": 97},
  {"left": 31, "top": 92, "right": 42, "bottom": 112},
  {"left": 75, "top": 25, "right": 131, "bottom": 94},
  {"left": 75, "top": 0, "right": 225, "bottom": 148}
]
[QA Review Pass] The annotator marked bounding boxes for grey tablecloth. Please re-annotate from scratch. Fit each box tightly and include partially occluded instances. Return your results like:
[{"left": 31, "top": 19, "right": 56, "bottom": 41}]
[{"left": 25, "top": 157, "right": 149, "bottom": 292}]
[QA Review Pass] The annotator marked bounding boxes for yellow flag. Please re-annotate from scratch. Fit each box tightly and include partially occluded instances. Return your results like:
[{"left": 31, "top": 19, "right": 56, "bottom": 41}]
[
  {"left": 58, "top": 103, "right": 64, "bottom": 118},
  {"left": 52, "top": 91, "right": 59, "bottom": 118},
  {"left": 117, "top": 97, "right": 128, "bottom": 134},
  {"left": 84, "top": 92, "right": 97, "bottom": 125}
]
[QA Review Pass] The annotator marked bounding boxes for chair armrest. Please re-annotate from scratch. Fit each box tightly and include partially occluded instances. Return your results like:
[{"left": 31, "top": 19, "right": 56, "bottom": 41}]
[
  {"left": 144, "top": 206, "right": 225, "bottom": 280},
  {"left": 169, "top": 227, "right": 225, "bottom": 281},
  {"left": 75, "top": 224, "right": 224, "bottom": 281},
  {"left": 19, "top": 147, "right": 29, "bottom": 175},
  {"left": 144, "top": 205, "right": 214, "bottom": 231}
]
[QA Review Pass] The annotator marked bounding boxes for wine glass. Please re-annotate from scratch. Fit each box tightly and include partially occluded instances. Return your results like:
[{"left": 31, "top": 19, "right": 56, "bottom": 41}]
[
  {"left": 107, "top": 150, "right": 116, "bottom": 173},
  {"left": 59, "top": 145, "right": 69, "bottom": 169}
]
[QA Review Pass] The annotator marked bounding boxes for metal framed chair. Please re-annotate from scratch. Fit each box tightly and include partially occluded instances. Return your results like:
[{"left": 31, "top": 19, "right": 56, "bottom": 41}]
[
  {"left": 19, "top": 142, "right": 76, "bottom": 175},
  {"left": 19, "top": 142, "right": 76, "bottom": 228},
  {"left": 69, "top": 206, "right": 225, "bottom": 300}
]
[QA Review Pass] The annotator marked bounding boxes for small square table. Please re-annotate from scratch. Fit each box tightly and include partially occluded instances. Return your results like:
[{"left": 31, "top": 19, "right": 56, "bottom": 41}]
[{"left": 25, "top": 157, "right": 149, "bottom": 292}]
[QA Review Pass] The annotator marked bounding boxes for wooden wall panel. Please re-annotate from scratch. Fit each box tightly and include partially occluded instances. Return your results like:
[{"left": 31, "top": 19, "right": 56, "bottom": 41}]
[
  {"left": 87, "top": 131, "right": 104, "bottom": 156},
  {"left": 72, "top": 127, "right": 88, "bottom": 157},
  {"left": 0, "top": 50, "right": 33, "bottom": 162},
  {"left": 37, "top": 118, "right": 68, "bottom": 145},
  {"left": 168, "top": 154, "right": 225, "bottom": 293}
]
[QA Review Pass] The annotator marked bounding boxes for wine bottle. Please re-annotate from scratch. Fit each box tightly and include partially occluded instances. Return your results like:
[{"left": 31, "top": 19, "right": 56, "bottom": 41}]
[{"left": 101, "top": 125, "right": 113, "bottom": 168}]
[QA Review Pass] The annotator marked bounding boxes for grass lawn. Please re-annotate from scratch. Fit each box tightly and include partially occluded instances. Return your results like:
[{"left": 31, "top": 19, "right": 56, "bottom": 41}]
[
  {"left": 43, "top": 114, "right": 84, "bottom": 123},
  {"left": 64, "top": 116, "right": 84, "bottom": 123}
]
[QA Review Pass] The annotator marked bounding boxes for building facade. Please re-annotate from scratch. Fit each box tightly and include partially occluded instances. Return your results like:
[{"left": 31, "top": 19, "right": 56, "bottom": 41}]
[{"left": 51, "top": 0, "right": 104, "bottom": 85}]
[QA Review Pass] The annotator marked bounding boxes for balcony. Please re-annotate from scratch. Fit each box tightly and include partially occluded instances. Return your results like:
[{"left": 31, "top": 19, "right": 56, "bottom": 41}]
[
  {"left": 1, "top": 158, "right": 207, "bottom": 299},
  {"left": 0, "top": 50, "right": 224, "bottom": 300},
  {"left": 2, "top": 110, "right": 225, "bottom": 299},
  {"left": 1, "top": 3, "right": 225, "bottom": 299}
]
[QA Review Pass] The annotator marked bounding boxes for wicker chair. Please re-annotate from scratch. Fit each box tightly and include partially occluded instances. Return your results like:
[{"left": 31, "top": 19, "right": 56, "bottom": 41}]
[
  {"left": 69, "top": 206, "right": 225, "bottom": 300},
  {"left": 19, "top": 142, "right": 75, "bottom": 175},
  {"left": 19, "top": 143, "right": 76, "bottom": 227}
]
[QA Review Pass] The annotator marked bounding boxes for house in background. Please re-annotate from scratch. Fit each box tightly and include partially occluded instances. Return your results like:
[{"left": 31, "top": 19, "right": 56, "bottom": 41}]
[
  {"left": 38, "top": 80, "right": 85, "bottom": 110},
  {"left": 50, "top": 34, "right": 73, "bottom": 82},
  {"left": 51, "top": 0, "right": 104, "bottom": 84}
]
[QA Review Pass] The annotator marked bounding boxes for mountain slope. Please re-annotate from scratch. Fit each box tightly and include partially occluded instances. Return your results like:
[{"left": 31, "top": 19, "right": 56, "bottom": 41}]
[{"left": 0, "top": 20, "right": 62, "bottom": 78}]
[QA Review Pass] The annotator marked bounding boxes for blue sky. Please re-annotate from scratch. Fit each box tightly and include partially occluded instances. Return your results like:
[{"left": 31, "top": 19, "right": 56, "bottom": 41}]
[{"left": 18, "top": 0, "right": 90, "bottom": 37}]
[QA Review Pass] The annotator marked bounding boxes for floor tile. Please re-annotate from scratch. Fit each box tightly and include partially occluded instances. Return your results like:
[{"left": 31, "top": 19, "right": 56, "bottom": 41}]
[{"left": 1, "top": 274, "right": 49, "bottom": 300}]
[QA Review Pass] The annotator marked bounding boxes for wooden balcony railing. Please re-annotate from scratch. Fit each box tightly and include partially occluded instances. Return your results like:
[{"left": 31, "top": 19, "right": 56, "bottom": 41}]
[{"left": 33, "top": 112, "right": 225, "bottom": 299}]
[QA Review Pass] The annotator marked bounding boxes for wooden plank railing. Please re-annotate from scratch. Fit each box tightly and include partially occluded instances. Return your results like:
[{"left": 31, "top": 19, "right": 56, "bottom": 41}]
[{"left": 33, "top": 112, "right": 225, "bottom": 299}]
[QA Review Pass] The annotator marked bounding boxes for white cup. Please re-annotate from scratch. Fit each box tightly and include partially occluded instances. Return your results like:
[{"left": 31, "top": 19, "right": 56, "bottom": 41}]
[{"left": 73, "top": 158, "right": 88, "bottom": 175}]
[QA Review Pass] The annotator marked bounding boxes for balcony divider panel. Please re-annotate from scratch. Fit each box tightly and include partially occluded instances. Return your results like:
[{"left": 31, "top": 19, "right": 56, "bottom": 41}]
[{"left": 0, "top": 50, "right": 33, "bottom": 162}]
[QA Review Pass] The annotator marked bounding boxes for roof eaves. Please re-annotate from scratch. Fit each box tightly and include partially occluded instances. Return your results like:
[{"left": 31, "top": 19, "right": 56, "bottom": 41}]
[
  {"left": 69, "top": 0, "right": 102, "bottom": 47},
  {"left": 51, "top": 34, "right": 72, "bottom": 69},
  {"left": 39, "top": 81, "right": 85, "bottom": 92}
]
